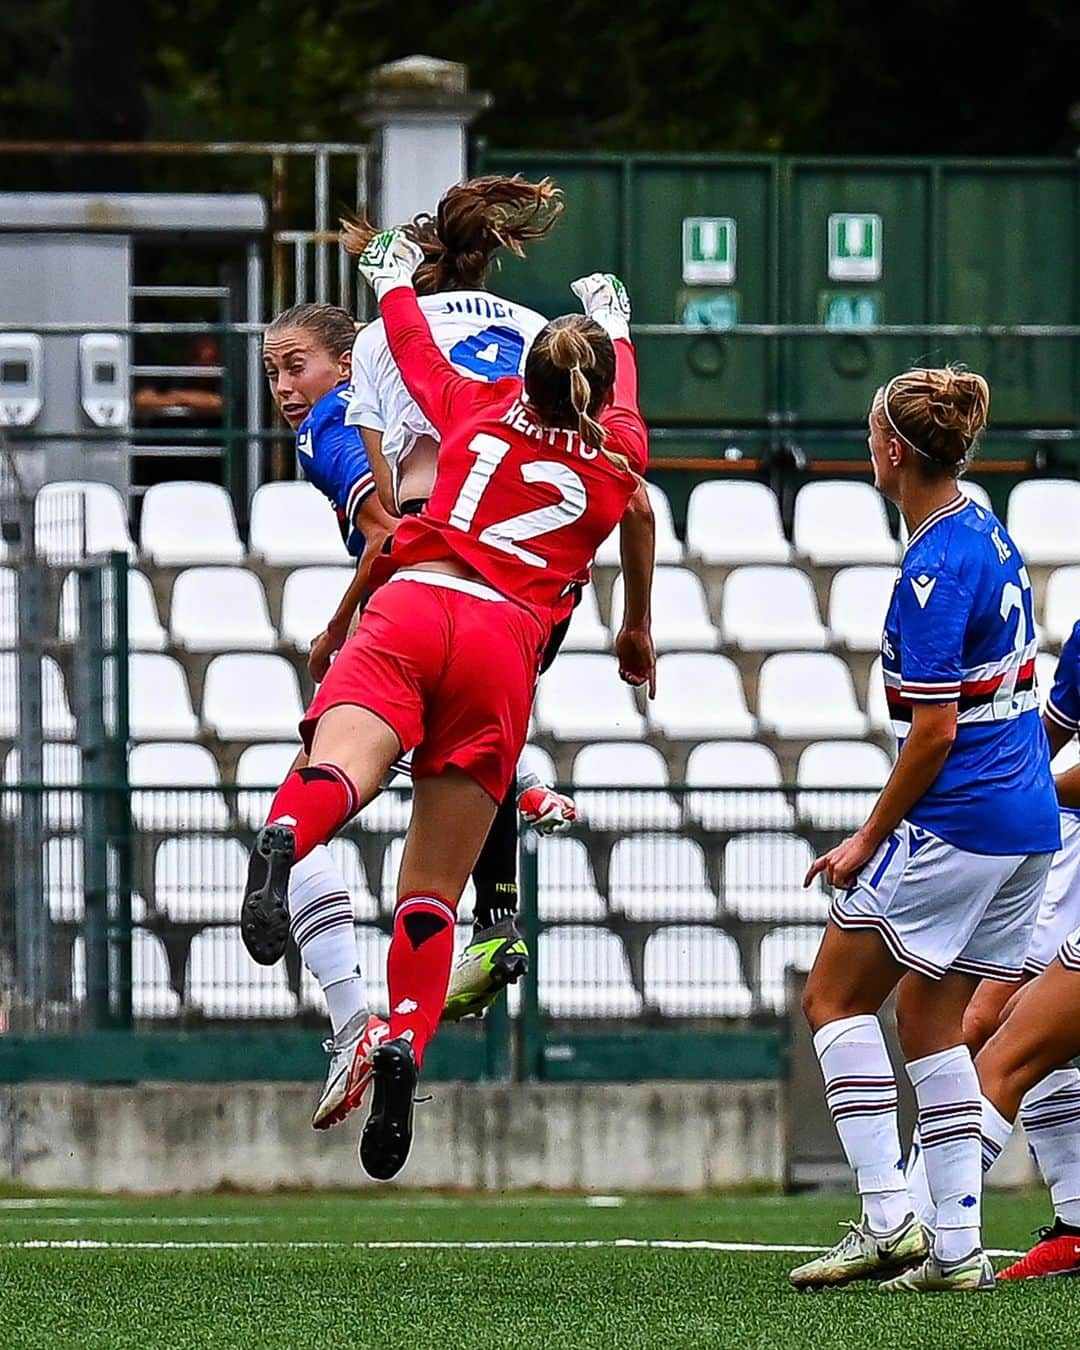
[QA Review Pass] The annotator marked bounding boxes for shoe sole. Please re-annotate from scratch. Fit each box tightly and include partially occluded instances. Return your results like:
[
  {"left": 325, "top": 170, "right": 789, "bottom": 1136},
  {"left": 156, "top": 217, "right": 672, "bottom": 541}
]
[
  {"left": 240, "top": 825, "right": 295, "bottom": 966},
  {"left": 359, "top": 1043, "right": 417, "bottom": 1181},
  {"left": 312, "top": 1066, "right": 374, "bottom": 1131}
]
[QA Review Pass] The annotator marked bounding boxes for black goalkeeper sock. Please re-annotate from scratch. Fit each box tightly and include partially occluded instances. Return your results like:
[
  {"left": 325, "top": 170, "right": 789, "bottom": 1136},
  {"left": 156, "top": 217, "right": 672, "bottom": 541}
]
[{"left": 471, "top": 784, "right": 519, "bottom": 931}]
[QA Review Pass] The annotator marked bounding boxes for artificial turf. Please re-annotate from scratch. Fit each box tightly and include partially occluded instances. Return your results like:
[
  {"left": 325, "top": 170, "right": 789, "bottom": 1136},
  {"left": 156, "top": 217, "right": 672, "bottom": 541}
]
[{"left": 0, "top": 1188, "right": 1067, "bottom": 1348}]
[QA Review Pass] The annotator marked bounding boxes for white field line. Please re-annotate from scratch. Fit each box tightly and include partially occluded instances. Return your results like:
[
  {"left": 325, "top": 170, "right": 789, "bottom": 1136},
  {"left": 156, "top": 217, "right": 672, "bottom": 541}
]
[{"left": 0, "top": 1237, "right": 1027, "bottom": 1257}]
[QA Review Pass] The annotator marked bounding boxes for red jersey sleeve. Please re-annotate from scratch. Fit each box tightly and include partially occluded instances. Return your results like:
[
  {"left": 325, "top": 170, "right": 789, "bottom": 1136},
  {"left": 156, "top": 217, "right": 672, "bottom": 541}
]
[
  {"left": 598, "top": 337, "right": 649, "bottom": 476},
  {"left": 378, "top": 286, "right": 517, "bottom": 435}
]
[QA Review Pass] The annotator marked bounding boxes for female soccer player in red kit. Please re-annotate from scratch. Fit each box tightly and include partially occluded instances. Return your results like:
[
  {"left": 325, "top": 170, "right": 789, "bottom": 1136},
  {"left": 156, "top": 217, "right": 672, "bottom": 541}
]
[{"left": 241, "top": 232, "right": 647, "bottom": 1179}]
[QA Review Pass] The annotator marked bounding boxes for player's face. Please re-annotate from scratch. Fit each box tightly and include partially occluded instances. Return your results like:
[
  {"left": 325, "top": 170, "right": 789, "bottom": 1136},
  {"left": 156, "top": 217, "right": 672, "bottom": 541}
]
[
  {"left": 263, "top": 328, "right": 349, "bottom": 429},
  {"left": 867, "top": 403, "right": 900, "bottom": 502}
]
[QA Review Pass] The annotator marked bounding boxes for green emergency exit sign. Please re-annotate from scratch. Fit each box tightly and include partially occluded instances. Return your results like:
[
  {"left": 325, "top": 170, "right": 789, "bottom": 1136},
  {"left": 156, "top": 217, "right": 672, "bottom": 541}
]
[
  {"left": 682, "top": 217, "right": 736, "bottom": 285},
  {"left": 828, "top": 213, "right": 882, "bottom": 281}
]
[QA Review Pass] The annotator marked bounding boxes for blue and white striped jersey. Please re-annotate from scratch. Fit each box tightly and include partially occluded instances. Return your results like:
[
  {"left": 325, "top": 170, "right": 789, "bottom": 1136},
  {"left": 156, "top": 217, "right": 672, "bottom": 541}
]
[
  {"left": 295, "top": 382, "right": 377, "bottom": 558},
  {"left": 881, "top": 493, "right": 1059, "bottom": 856}
]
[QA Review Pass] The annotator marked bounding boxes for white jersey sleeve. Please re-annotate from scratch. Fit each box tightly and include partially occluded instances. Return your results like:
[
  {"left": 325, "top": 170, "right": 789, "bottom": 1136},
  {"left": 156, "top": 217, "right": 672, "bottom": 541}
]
[{"left": 344, "top": 290, "right": 547, "bottom": 503}]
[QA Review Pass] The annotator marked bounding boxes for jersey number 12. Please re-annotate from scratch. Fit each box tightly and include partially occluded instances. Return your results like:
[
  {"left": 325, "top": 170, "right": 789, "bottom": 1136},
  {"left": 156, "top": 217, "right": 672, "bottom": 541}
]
[{"left": 448, "top": 432, "right": 586, "bottom": 568}]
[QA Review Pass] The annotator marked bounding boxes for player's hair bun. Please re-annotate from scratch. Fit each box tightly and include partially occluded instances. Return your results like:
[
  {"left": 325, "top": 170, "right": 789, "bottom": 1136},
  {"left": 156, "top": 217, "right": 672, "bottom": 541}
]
[{"left": 882, "top": 364, "right": 990, "bottom": 473}]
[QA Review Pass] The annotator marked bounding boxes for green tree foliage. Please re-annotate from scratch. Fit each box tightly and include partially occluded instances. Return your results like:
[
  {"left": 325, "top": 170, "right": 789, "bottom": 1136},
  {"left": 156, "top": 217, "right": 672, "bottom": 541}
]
[{"left": 1, "top": 0, "right": 1077, "bottom": 154}]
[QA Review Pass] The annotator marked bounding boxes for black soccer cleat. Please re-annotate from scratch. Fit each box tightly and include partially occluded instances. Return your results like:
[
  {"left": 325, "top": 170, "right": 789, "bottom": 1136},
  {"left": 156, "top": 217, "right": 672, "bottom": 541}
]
[
  {"left": 358, "top": 1036, "right": 419, "bottom": 1182},
  {"left": 240, "top": 823, "right": 296, "bottom": 965}
]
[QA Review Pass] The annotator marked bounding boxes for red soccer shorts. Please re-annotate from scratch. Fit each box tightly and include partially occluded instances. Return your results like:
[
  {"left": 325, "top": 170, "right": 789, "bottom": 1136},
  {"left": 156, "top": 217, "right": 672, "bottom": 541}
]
[{"left": 300, "top": 571, "right": 547, "bottom": 802}]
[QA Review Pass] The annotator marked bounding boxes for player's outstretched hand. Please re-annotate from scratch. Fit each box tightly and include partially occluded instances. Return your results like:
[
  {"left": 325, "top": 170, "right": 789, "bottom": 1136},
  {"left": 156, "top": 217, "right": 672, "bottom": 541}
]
[
  {"left": 357, "top": 229, "right": 424, "bottom": 301},
  {"left": 804, "top": 829, "right": 877, "bottom": 890},
  {"left": 307, "top": 627, "right": 343, "bottom": 683},
  {"left": 614, "top": 623, "right": 656, "bottom": 699},
  {"left": 518, "top": 786, "right": 577, "bottom": 835},
  {"left": 571, "top": 272, "right": 631, "bottom": 342}
]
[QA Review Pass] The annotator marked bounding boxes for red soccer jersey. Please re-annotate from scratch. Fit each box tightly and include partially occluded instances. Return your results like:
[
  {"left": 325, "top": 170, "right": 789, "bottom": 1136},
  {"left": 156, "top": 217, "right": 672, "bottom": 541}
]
[{"left": 372, "top": 286, "right": 648, "bottom": 629}]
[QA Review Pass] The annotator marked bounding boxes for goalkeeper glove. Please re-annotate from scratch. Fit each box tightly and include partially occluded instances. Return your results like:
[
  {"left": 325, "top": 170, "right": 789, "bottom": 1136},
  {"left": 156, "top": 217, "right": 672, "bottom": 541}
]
[
  {"left": 357, "top": 228, "right": 425, "bottom": 302},
  {"left": 518, "top": 786, "right": 577, "bottom": 836},
  {"left": 571, "top": 272, "right": 632, "bottom": 342}
]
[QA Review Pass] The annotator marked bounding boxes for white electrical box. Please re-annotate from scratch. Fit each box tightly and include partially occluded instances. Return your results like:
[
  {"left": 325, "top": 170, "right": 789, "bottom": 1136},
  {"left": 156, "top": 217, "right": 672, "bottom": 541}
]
[
  {"left": 0, "top": 333, "right": 44, "bottom": 426},
  {"left": 78, "top": 333, "right": 129, "bottom": 428}
]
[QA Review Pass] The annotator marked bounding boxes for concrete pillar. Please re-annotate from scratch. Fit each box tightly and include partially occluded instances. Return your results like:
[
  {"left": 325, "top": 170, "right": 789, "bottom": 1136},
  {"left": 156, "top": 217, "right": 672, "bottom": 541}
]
[{"left": 363, "top": 56, "right": 491, "bottom": 227}]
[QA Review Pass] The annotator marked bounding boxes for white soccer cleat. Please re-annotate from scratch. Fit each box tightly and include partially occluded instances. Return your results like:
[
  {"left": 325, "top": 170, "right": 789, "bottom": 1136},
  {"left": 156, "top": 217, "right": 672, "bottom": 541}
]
[
  {"left": 879, "top": 1249, "right": 996, "bottom": 1293},
  {"left": 788, "top": 1214, "right": 928, "bottom": 1289},
  {"left": 311, "top": 1008, "right": 391, "bottom": 1131}
]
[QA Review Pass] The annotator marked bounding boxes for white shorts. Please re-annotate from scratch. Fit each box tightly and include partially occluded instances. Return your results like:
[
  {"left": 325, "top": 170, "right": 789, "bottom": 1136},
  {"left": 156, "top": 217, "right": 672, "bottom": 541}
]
[
  {"left": 830, "top": 820, "right": 1053, "bottom": 981},
  {"left": 1024, "top": 813, "right": 1080, "bottom": 974}
]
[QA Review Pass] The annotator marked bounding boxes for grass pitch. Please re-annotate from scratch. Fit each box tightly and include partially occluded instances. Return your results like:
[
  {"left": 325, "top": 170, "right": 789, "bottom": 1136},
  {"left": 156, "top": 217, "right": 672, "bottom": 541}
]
[{"left": 0, "top": 1188, "right": 1068, "bottom": 1348}]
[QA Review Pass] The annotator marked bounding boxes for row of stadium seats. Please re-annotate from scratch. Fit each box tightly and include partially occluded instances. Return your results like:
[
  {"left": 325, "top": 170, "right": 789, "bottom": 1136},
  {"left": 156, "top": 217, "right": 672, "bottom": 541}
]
[
  {"left": 21, "top": 475, "right": 1080, "bottom": 568},
  {"left": 44, "top": 830, "right": 832, "bottom": 924},
  {"left": 10, "top": 738, "right": 891, "bottom": 836},
  {"left": 72, "top": 920, "right": 823, "bottom": 1018},
  {"left": 2, "top": 647, "right": 1063, "bottom": 745},
  {"left": 11, "top": 558, "right": 1080, "bottom": 656}
]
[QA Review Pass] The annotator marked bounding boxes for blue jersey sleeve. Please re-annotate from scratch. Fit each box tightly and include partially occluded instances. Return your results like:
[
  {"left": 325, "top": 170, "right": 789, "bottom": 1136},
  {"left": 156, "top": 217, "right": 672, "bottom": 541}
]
[
  {"left": 297, "top": 389, "right": 377, "bottom": 526},
  {"left": 1047, "top": 622, "right": 1080, "bottom": 733},
  {"left": 897, "top": 563, "right": 971, "bottom": 703}
]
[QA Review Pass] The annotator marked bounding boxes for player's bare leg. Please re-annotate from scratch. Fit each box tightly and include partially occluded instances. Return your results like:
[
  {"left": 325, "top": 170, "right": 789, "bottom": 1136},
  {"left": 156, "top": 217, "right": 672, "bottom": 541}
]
[
  {"left": 241, "top": 705, "right": 400, "bottom": 964},
  {"left": 360, "top": 769, "right": 498, "bottom": 1180}
]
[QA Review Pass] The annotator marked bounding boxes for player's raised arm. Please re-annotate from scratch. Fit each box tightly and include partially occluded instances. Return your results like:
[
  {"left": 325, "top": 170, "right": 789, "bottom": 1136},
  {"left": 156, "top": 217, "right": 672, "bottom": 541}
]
[
  {"left": 572, "top": 272, "right": 649, "bottom": 474},
  {"left": 356, "top": 229, "right": 495, "bottom": 436}
]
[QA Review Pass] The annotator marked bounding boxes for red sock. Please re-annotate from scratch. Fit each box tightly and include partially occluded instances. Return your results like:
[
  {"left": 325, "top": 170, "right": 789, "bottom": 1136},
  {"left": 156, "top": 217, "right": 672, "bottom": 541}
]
[
  {"left": 386, "top": 892, "right": 457, "bottom": 1068},
  {"left": 264, "top": 763, "right": 360, "bottom": 862}
]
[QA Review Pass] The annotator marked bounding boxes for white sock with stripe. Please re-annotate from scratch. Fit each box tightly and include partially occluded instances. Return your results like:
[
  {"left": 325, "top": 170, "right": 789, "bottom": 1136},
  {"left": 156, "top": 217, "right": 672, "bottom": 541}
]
[
  {"left": 906, "top": 1046, "right": 983, "bottom": 1264},
  {"left": 1020, "top": 1068, "right": 1080, "bottom": 1227},
  {"left": 814, "top": 1015, "right": 911, "bottom": 1235},
  {"left": 288, "top": 845, "right": 368, "bottom": 1035}
]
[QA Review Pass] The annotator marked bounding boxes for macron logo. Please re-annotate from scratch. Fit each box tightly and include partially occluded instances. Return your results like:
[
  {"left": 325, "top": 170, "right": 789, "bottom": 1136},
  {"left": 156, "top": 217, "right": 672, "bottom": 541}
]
[
  {"left": 296, "top": 432, "right": 314, "bottom": 458},
  {"left": 910, "top": 574, "right": 937, "bottom": 609}
]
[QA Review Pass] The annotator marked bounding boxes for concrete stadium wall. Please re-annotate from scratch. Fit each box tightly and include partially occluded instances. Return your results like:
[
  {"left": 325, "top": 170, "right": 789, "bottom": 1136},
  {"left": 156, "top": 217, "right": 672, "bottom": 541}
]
[{"left": 0, "top": 1081, "right": 1034, "bottom": 1194}]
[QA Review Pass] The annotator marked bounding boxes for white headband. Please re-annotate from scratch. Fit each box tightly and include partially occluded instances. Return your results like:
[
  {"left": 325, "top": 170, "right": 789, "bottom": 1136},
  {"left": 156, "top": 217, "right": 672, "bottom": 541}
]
[{"left": 881, "top": 374, "right": 963, "bottom": 467}]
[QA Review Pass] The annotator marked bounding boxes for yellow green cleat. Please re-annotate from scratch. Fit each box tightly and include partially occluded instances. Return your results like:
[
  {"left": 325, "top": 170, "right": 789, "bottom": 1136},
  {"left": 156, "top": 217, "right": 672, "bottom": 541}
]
[{"left": 441, "top": 917, "right": 529, "bottom": 1022}]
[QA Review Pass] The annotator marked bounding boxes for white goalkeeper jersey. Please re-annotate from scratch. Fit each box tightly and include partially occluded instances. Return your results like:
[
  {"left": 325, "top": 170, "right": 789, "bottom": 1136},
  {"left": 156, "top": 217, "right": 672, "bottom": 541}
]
[{"left": 345, "top": 289, "right": 546, "bottom": 500}]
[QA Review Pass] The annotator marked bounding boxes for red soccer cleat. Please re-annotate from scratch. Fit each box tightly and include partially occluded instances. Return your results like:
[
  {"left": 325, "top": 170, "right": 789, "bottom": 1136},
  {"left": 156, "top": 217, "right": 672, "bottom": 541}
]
[
  {"left": 311, "top": 1011, "right": 390, "bottom": 1131},
  {"left": 997, "top": 1219, "right": 1080, "bottom": 1280}
]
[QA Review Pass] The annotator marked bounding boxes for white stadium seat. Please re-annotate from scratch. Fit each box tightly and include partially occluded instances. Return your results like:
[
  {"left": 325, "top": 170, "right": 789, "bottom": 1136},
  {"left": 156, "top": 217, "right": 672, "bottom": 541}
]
[
  {"left": 378, "top": 835, "right": 473, "bottom": 917},
  {"left": 959, "top": 480, "right": 993, "bottom": 513},
  {"left": 155, "top": 835, "right": 249, "bottom": 921},
  {"left": 828, "top": 566, "right": 896, "bottom": 651},
  {"left": 0, "top": 567, "right": 16, "bottom": 647},
  {"left": 186, "top": 927, "right": 295, "bottom": 1017},
  {"left": 722, "top": 832, "right": 828, "bottom": 920},
  {"left": 533, "top": 653, "right": 645, "bottom": 740},
  {"left": 684, "top": 741, "right": 794, "bottom": 830},
  {"left": 45, "top": 839, "right": 143, "bottom": 925},
  {"left": 758, "top": 925, "right": 825, "bottom": 1012},
  {"left": 649, "top": 653, "right": 756, "bottom": 740},
  {"left": 796, "top": 740, "right": 892, "bottom": 830},
  {"left": 34, "top": 481, "right": 135, "bottom": 562},
  {"left": 280, "top": 566, "right": 356, "bottom": 651},
  {"left": 685, "top": 480, "right": 791, "bottom": 565},
  {"left": 0, "top": 654, "right": 76, "bottom": 740},
  {"left": 609, "top": 833, "right": 717, "bottom": 919},
  {"left": 140, "top": 482, "right": 244, "bottom": 566},
  {"left": 573, "top": 742, "right": 681, "bottom": 829},
  {"left": 302, "top": 926, "right": 389, "bottom": 1015},
  {"left": 249, "top": 481, "right": 349, "bottom": 565},
  {"left": 234, "top": 742, "right": 300, "bottom": 829},
  {"left": 560, "top": 584, "right": 610, "bottom": 652},
  {"left": 201, "top": 653, "right": 304, "bottom": 740},
  {"left": 866, "top": 655, "right": 893, "bottom": 735},
  {"left": 73, "top": 929, "right": 178, "bottom": 1019},
  {"left": 595, "top": 483, "right": 682, "bottom": 566},
  {"left": 644, "top": 927, "right": 752, "bottom": 1016},
  {"left": 3, "top": 742, "right": 83, "bottom": 829},
  {"left": 324, "top": 837, "right": 380, "bottom": 921},
  {"left": 1007, "top": 480, "right": 1080, "bottom": 565},
  {"left": 129, "top": 742, "right": 229, "bottom": 830},
  {"left": 538, "top": 926, "right": 642, "bottom": 1016},
  {"left": 170, "top": 567, "right": 276, "bottom": 652},
  {"left": 793, "top": 481, "right": 898, "bottom": 565},
  {"left": 757, "top": 653, "right": 868, "bottom": 738},
  {"left": 357, "top": 780, "right": 412, "bottom": 832},
  {"left": 60, "top": 568, "right": 167, "bottom": 651},
  {"left": 721, "top": 566, "right": 827, "bottom": 650},
  {"left": 1044, "top": 567, "right": 1080, "bottom": 646},
  {"left": 519, "top": 743, "right": 558, "bottom": 792},
  {"left": 611, "top": 567, "right": 719, "bottom": 652},
  {"left": 128, "top": 653, "right": 198, "bottom": 740},
  {"left": 537, "top": 837, "right": 607, "bottom": 921}
]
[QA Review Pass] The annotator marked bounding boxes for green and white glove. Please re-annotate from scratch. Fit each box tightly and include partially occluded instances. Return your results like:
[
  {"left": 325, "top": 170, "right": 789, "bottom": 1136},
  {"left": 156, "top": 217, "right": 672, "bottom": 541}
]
[
  {"left": 357, "top": 228, "right": 425, "bottom": 302},
  {"left": 571, "top": 272, "right": 632, "bottom": 342}
]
